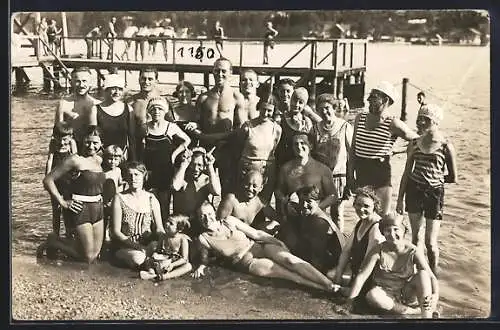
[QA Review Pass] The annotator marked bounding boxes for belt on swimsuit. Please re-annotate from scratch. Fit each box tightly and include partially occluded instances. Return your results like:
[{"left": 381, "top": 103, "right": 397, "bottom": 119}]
[
  {"left": 72, "top": 194, "right": 102, "bottom": 202},
  {"left": 332, "top": 173, "right": 347, "bottom": 178}
]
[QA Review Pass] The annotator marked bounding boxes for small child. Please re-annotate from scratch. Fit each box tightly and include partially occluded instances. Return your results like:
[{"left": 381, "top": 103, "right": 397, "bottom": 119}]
[
  {"left": 396, "top": 104, "right": 457, "bottom": 276},
  {"left": 140, "top": 215, "right": 193, "bottom": 281},
  {"left": 102, "top": 145, "right": 124, "bottom": 242},
  {"left": 45, "top": 121, "right": 78, "bottom": 238}
]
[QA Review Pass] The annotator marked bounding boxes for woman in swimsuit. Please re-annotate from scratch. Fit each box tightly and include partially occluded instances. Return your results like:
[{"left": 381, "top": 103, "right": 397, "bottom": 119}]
[
  {"left": 40, "top": 126, "right": 106, "bottom": 264},
  {"left": 168, "top": 81, "right": 200, "bottom": 146},
  {"left": 346, "top": 213, "right": 439, "bottom": 318}
]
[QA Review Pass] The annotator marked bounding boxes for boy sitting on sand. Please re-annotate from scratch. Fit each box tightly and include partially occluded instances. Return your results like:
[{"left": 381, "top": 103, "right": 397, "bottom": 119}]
[{"left": 216, "top": 170, "right": 281, "bottom": 234}]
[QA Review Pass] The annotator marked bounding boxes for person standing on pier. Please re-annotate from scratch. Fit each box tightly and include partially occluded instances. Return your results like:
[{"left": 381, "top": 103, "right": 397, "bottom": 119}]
[
  {"left": 212, "top": 20, "right": 225, "bottom": 57},
  {"left": 349, "top": 81, "right": 419, "bottom": 216},
  {"left": 126, "top": 67, "right": 162, "bottom": 162},
  {"left": 105, "top": 17, "right": 118, "bottom": 60},
  {"left": 120, "top": 20, "right": 138, "bottom": 61},
  {"left": 85, "top": 25, "right": 103, "bottom": 59},
  {"left": 263, "top": 21, "right": 278, "bottom": 65},
  {"left": 37, "top": 17, "right": 49, "bottom": 56},
  {"left": 191, "top": 57, "right": 244, "bottom": 195},
  {"left": 54, "top": 66, "right": 101, "bottom": 151}
]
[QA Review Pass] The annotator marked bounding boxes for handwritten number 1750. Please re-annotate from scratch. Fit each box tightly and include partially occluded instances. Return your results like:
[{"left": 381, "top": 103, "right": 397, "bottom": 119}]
[{"left": 177, "top": 46, "right": 215, "bottom": 61}]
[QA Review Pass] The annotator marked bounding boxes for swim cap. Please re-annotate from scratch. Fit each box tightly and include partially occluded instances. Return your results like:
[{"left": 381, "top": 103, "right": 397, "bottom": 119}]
[
  {"left": 104, "top": 74, "right": 125, "bottom": 89},
  {"left": 293, "top": 87, "right": 309, "bottom": 102},
  {"left": 379, "top": 212, "right": 405, "bottom": 232},
  {"left": 371, "top": 81, "right": 398, "bottom": 105},
  {"left": 418, "top": 104, "right": 443, "bottom": 124},
  {"left": 146, "top": 96, "right": 169, "bottom": 112}
]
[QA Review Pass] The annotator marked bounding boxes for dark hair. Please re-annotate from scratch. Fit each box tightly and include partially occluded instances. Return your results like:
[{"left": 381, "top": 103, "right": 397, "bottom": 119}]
[
  {"left": 353, "top": 186, "right": 381, "bottom": 215},
  {"left": 121, "top": 161, "right": 149, "bottom": 183},
  {"left": 52, "top": 121, "right": 74, "bottom": 138},
  {"left": 84, "top": 125, "right": 102, "bottom": 139},
  {"left": 167, "top": 215, "right": 191, "bottom": 232},
  {"left": 296, "top": 185, "right": 321, "bottom": 201},
  {"left": 196, "top": 200, "right": 215, "bottom": 219},
  {"left": 277, "top": 78, "right": 296, "bottom": 89},
  {"left": 417, "top": 91, "right": 426, "bottom": 98},
  {"left": 71, "top": 66, "right": 92, "bottom": 77},
  {"left": 173, "top": 80, "right": 196, "bottom": 98},
  {"left": 316, "top": 93, "right": 338, "bottom": 107},
  {"left": 139, "top": 67, "right": 159, "bottom": 80}
]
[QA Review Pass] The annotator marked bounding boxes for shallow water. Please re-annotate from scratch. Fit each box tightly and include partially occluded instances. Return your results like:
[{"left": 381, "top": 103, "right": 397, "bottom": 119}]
[{"left": 10, "top": 43, "right": 491, "bottom": 317}]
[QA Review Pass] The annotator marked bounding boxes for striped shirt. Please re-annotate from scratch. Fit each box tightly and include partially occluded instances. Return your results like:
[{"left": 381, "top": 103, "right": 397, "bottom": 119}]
[
  {"left": 354, "top": 112, "right": 397, "bottom": 159},
  {"left": 409, "top": 140, "right": 447, "bottom": 187}
]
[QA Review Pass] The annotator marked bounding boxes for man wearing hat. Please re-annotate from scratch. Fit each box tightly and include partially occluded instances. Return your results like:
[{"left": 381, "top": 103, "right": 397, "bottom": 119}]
[
  {"left": 349, "top": 81, "right": 419, "bottom": 215},
  {"left": 95, "top": 73, "right": 136, "bottom": 160}
]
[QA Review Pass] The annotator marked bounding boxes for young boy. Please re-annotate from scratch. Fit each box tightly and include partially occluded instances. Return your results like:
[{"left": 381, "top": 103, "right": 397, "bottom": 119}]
[
  {"left": 45, "top": 121, "right": 78, "bottom": 238},
  {"left": 396, "top": 104, "right": 457, "bottom": 276},
  {"left": 278, "top": 185, "right": 344, "bottom": 273},
  {"left": 217, "top": 170, "right": 280, "bottom": 234},
  {"left": 310, "top": 93, "right": 353, "bottom": 233},
  {"left": 102, "top": 145, "right": 125, "bottom": 243},
  {"left": 171, "top": 146, "right": 221, "bottom": 238}
]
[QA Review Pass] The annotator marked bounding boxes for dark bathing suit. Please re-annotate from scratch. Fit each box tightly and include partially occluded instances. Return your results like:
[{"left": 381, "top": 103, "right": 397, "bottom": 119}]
[{"left": 68, "top": 170, "right": 105, "bottom": 226}]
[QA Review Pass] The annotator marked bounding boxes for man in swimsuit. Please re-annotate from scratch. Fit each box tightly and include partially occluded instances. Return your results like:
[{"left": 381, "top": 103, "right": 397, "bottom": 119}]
[
  {"left": 193, "top": 58, "right": 245, "bottom": 194},
  {"left": 276, "top": 78, "right": 322, "bottom": 124},
  {"left": 236, "top": 69, "right": 261, "bottom": 127},
  {"left": 54, "top": 66, "right": 101, "bottom": 151},
  {"left": 126, "top": 67, "right": 161, "bottom": 162}
]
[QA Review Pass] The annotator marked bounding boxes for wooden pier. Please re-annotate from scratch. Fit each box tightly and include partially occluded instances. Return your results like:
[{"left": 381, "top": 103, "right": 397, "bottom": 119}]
[{"left": 12, "top": 34, "right": 368, "bottom": 107}]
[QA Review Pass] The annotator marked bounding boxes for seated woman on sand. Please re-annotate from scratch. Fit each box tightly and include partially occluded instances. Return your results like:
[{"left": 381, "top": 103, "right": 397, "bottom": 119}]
[
  {"left": 191, "top": 201, "right": 337, "bottom": 293},
  {"left": 40, "top": 126, "right": 106, "bottom": 264},
  {"left": 345, "top": 213, "right": 439, "bottom": 318},
  {"left": 171, "top": 146, "right": 221, "bottom": 238},
  {"left": 110, "top": 161, "right": 168, "bottom": 272}
]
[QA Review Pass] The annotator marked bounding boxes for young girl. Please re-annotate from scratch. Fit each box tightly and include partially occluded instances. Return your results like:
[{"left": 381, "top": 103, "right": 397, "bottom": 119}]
[
  {"left": 45, "top": 121, "right": 78, "bottom": 238},
  {"left": 326, "top": 187, "right": 385, "bottom": 295},
  {"left": 396, "top": 104, "right": 457, "bottom": 276},
  {"left": 310, "top": 94, "right": 353, "bottom": 233},
  {"left": 139, "top": 215, "right": 193, "bottom": 281},
  {"left": 102, "top": 145, "right": 125, "bottom": 242},
  {"left": 346, "top": 213, "right": 439, "bottom": 318},
  {"left": 143, "top": 96, "right": 191, "bottom": 220}
]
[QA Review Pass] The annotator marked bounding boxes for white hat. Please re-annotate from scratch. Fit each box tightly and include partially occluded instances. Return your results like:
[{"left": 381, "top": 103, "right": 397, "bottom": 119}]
[
  {"left": 418, "top": 104, "right": 443, "bottom": 124},
  {"left": 371, "top": 81, "right": 398, "bottom": 105},
  {"left": 104, "top": 74, "right": 125, "bottom": 89}
]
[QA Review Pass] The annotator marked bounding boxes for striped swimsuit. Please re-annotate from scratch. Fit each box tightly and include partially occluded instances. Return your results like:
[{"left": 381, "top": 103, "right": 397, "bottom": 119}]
[
  {"left": 118, "top": 193, "right": 153, "bottom": 243},
  {"left": 409, "top": 141, "right": 447, "bottom": 187},
  {"left": 354, "top": 112, "right": 397, "bottom": 188}
]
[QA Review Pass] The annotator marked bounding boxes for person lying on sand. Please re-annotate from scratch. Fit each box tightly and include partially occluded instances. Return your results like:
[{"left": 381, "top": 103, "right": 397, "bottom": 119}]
[
  {"left": 344, "top": 213, "right": 440, "bottom": 318},
  {"left": 191, "top": 201, "right": 337, "bottom": 293}
]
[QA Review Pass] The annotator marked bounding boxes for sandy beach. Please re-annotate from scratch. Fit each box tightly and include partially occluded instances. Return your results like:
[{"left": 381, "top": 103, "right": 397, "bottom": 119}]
[{"left": 11, "top": 42, "right": 491, "bottom": 320}]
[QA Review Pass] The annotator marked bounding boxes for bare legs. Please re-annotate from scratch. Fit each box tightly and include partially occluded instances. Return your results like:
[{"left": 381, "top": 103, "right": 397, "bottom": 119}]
[
  {"left": 409, "top": 213, "right": 441, "bottom": 276},
  {"left": 376, "top": 186, "right": 392, "bottom": 216}
]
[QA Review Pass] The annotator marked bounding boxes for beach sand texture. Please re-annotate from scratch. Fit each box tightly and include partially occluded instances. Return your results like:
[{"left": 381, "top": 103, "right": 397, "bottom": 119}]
[{"left": 11, "top": 42, "right": 490, "bottom": 319}]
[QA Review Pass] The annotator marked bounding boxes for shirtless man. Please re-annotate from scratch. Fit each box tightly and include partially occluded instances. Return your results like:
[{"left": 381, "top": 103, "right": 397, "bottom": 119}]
[
  {"left": 217, "top": 170, "right": 280, "bottom": 234},
  {"left": 236, "top": 69, "right": 261, "bottom": 126},
  {"left": 171, "top": 147, "right": 221, "bottom": 238},
  {"left": 126, "top": 67, "right": 161, "bottom": 161},
  {"left": 276, "top": 78, "right": 322, "bottom": 124},
  {"left": 54, "top": 66, "right": 100, "bottom": 150},
  {"left": 193, "top": 58, "right": 244, "bottom": 194}
]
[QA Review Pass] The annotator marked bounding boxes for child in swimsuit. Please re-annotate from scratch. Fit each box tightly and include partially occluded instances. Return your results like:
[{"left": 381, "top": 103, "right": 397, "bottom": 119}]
[
  {"left": 45, "top": 122, "right": 78, "bottom": 238},
  {"left": 140, "top": 215, "right": 193, "bottom": 281},
  {"left": 102, "top": 145, "right": 125, "bottom": 242}
]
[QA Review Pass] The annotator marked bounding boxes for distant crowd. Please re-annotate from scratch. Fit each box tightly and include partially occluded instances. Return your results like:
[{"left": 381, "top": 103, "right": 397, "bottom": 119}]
[{"left": 38, "top": 55, "right": 457, "bottom": 318}]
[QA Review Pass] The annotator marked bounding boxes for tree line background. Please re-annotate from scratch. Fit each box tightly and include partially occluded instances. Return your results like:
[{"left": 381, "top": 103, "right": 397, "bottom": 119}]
[{"left": 16, "top": 10, "right": 490, "bottom": 40}]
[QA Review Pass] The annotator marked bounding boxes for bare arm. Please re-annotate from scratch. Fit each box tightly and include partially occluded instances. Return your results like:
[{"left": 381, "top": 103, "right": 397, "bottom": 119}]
[
  {"left": 54, "top": 100, "right": 64, "bottom": 124},
  {"left": 111, "top": 194, "right": 128, "bottom": 241},
  {"left": 216, "top": 194, "right": 236, "bottom": 221},
  {"left": 42, "top": 155, "right": 78, "bottom": 206},
  {"left": 347, "top": 113, "right": 361, "bottom": 188},
  {"left": 391, "top": 117, "right": 419, "bottom": 141},
  {"left": 396, "top": 143, "right": 415, "bottom": 214},
  {"left": 414, "top": 247, "right": 439, "bottom": 296},
  {"left": 318, "top": 168, "right": 337, "bottom": 210},
  {"left": 45, "top": 153, "right": 54, "bottom": 176},
  {"left": 332, "top": 234, "right": 354, "bottom": 284},
  {"left": 233, "top": 92, "right": 247, "bottom": 129},
  {"left": 348, "top": 245, "right": 381, "bottom": 299},
  {"left": 303, "top": 105, "right": 322, "bottom": 123},
  {"left": 206, "top": 154, "right": 221, "bottom": 196},
  {"left": 172, "top": 149, "right": 191, "bottom": 191},
  {"left": 169, "top": 236, "right": 190, "bottom": 269},
  {"left": 150, "top": 194, "right": 166, "bottom": 234},
  {"left": 444, "top": 142, "right": 458, "bottom": 183},
  {"left": 126, "top": 104, "right": 137, "bottom": 161}
]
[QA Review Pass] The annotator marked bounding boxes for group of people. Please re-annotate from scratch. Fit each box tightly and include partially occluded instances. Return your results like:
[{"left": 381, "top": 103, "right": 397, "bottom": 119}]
[
  {"left": 37, "top": 17, "right": 62, "bottom": 56},
  {"left": 37, "top": 56, "right": 457, "bottom": 318}
]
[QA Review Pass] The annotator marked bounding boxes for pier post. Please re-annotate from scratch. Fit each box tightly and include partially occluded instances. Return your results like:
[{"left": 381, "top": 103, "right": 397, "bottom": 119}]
[
  {"left": 178, "top": 71, "right": 185, "bottom": 82},
  {"left": 14, "top": 68, "right": 30, "bottom": 93},
  {"left": 401, "top": 77, "right": 409, "bottom": 122},
  {"left": 336, "top": 75, "right": 344, "bottom": 100}
]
